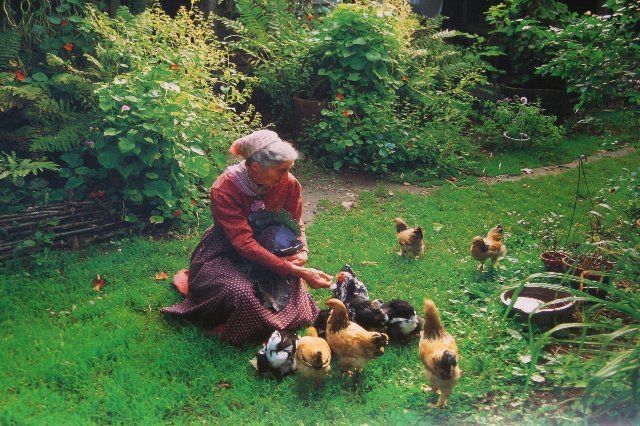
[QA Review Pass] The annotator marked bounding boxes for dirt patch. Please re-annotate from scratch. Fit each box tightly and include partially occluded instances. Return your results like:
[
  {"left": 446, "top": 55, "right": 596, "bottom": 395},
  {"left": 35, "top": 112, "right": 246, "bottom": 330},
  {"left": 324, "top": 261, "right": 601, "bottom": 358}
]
[{"left": 300, "top": 147, "right": 636, "bottom": 224}]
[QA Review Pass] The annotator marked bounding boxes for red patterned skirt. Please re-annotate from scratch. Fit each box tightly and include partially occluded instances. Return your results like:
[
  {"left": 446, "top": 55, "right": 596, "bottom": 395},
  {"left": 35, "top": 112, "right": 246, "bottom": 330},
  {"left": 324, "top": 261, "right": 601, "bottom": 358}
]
[{"left": 161, "top": 225, "right": 319, "bottom": 346}]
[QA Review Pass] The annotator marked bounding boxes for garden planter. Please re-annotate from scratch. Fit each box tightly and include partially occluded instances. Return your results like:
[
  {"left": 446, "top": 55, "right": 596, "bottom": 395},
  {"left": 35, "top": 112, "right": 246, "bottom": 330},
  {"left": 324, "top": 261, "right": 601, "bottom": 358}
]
[
  {"left": 500, "top": 85, "right": 569, "bottom": 120},
  {"left": 540, "top": 250, "right": 568, "bottom": 273},
  {"left": 562, "top": 255, "right": 615, "bottom": 278},
  {"left": 500, "top": 285, "right": 575, "bottom": 328},
  {"left": 291, "top": 96, "right": 331, "bottom": 133},
  {"left": 503, "top": 131, "right": 530, "bottom": 149}
]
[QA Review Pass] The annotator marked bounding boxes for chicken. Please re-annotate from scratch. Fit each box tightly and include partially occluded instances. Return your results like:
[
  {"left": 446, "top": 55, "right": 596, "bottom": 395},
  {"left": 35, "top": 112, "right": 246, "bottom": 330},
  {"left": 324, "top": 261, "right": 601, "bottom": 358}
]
[
  {"left": 394, "top": 218, "right": 424, "bottom": 258},
  {"left": 330, "top": 264, "right": 369, "bottom": 306},
  {"left": 295, "top": 327, "right": 331, "bottom": 384},
  {"left": 312, "top": 309, "right": 331, "bottom": 339},
  {"left": 471, "top": 224, "right": 507, "bottom": 271},
  {"left": 379, "top": 299, "right": 421, "bottom": 343},
  {"left": 419, "top": 299, "right": 461, "bottom": 408},
  {"left": 251, "top": 330, "right": 297, "bottom": 379},
  {"left": 330, "top": 265, "right": 387, "bottom": 331},
  {"left": 325, "top": 298, "right": 389, "bottom": 373}
]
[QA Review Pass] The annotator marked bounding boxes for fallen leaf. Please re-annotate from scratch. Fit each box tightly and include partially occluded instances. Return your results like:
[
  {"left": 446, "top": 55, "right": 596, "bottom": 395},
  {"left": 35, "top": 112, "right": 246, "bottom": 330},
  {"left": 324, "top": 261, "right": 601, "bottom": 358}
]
[
  {"left": 92, "top": 274, "right": 106, "bottom": 291},
  {"left": 433, "top": 223, "right": 444, "bottom": 232},
  {"left": 521, "top": 168, "right": 534, "bottom": 175},
  {"left": 155, "top": 271, "right": 169, "bottom": 280},
  {"left": 403, "top": 182, "right": 411, "bottom": 186},
  {"left": 449, "top": 177, "right": 458, "bottom": 183},
  {"left": 217, "top": 382, "right": 232, "bottom": 389},
  {"left": 360, "top": 261, "right": 379, "bottom": 266}
]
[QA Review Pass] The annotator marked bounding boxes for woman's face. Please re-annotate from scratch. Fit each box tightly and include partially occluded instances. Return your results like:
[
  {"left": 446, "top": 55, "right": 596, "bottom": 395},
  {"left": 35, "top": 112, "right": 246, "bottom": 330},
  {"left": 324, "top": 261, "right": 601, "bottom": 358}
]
[{"left": 248, "top": 160, "right": 294, "bottom": 186}]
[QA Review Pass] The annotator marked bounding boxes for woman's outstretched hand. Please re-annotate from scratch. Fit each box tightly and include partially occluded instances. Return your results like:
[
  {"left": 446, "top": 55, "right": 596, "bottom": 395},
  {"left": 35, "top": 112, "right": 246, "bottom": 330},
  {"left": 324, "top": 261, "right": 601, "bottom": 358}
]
[
  {"left": 285, "top": 250, "right": 308, "bottom": 266},
  {"left": 291, "top": 265, "right": 332, "bottom": 289}
]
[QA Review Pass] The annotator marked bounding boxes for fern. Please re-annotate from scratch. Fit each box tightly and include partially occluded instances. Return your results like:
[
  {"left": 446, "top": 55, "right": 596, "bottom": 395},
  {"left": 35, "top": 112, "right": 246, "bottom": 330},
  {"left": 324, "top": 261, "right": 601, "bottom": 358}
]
[
  {"left": 0, "top": 151, "right": 59, "bottom": 181},
  {"left": 0, "top": 30, "right": 21, "bottom": 69},
  {"left": 29, "top": 119, "right": 89, "bottom": 152}
]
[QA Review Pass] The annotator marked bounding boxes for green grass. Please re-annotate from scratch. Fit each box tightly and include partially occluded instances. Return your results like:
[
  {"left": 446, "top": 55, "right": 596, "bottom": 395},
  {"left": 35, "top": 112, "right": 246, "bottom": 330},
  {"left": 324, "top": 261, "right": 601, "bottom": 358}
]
[{"left": 1, "top": 153, "right": 638, "bottom": 423}]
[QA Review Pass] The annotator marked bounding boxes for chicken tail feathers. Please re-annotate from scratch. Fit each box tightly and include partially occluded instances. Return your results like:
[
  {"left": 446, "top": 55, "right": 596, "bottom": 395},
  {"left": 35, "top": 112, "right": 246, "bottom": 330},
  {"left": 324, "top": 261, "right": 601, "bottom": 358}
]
[
  {"left": 423, "top": 299, "right": 446, "bottom": 340},
  {"left": 414, "top": 226, "right": 423, "bottom": 240},
  {"left": 306, "top": 327, "right": 319, "bottom": 338},
  {"left": 394, "top": 217, "right": 409, "bottom": 233}
]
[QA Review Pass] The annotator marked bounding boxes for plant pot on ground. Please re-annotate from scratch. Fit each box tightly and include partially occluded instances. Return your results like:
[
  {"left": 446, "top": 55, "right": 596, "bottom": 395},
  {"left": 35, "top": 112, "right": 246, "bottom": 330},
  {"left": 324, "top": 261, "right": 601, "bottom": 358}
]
[
  {"left": 540, "top": 250, "right": 568, "bottom": 273},
  {"left": 291, "top": 96, "right": 331, "bottom": 133},
  {"left": 563, "top": 255, "right": 615, "bottom": 297}
]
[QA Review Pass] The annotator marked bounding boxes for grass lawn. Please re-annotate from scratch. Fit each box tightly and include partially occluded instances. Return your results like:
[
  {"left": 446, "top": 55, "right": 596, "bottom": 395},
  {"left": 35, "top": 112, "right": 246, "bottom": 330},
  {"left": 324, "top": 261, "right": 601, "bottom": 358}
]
[{"left": 1, "top": 152, "right": 638, "bottom": 423}]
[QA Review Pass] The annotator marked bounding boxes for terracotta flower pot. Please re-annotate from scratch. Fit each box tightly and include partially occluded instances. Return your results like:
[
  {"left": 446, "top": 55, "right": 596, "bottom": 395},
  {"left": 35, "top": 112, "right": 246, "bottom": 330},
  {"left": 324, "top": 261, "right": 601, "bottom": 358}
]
[
  {"left": 540, "top": 250, "right": 568, "bottom": 273},
  {"left": 291, "top": 96, "right": 331, "bottom": 133},
  {"left": 563, "top": 255, "right": 615, "bottom": 279}
]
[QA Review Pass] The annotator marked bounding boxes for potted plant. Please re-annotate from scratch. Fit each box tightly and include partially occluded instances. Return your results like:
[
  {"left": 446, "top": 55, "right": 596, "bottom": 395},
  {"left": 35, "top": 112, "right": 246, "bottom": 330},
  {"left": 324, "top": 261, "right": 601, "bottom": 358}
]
[{"left": 538, "top": 212, "right": 568, "bottom": 272}]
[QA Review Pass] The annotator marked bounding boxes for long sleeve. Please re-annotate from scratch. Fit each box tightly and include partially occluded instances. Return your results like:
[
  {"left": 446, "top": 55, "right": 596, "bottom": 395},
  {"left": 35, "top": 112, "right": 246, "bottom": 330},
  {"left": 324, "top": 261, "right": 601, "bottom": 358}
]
[
  {"left": 210, "top": 186, "right": 293, "bottom": 277},
  {"left": 284, "top": 178, "right": 308, "bottom": 253}
]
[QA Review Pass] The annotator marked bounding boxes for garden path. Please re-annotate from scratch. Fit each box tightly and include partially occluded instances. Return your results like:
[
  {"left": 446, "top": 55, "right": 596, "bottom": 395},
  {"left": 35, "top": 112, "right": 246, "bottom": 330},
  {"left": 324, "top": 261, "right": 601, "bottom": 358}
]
[{"left": 300, "top": 146, "right": 635, "bottom": 224}]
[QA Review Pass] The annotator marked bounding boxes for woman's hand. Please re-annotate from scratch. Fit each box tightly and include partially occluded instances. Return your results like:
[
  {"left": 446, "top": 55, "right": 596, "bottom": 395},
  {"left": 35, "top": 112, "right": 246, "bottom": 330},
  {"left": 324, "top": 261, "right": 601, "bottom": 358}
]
[
  {"left": 291, "top": 265, "right": 332, "bottom": 289},
  {"left": 285, "top": 250, "right": 308, "bottom": 266}
]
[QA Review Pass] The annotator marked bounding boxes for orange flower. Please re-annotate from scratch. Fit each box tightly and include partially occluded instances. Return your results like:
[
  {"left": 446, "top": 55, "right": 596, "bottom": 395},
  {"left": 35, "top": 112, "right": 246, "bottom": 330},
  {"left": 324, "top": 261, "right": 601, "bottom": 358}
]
[
  {"left": 342, "top": 110, "right": 352, "bottom": 117},
  {"left": 61, "top": 19, "right": 68, "bottom": 27},
  {"left": 63, "top": 43, "right": 73, "bottom": 52},
  {"left": 173, "top": 210, "right": 183, "bottom": 217},
  {"left": 306, "top": 14, "right": 314, "bottom": 21},
  {"left": 15, "top": 70, "right": 26, "bottom": 81},
  {"left": 170, "top": 63, "right": 179, "bottom": 71},
  {"left": 402, "top": 75, "right": 409, "bottom": 82},
  {"left": 335, "top": 93, "right": 345, "bottom": 101}
]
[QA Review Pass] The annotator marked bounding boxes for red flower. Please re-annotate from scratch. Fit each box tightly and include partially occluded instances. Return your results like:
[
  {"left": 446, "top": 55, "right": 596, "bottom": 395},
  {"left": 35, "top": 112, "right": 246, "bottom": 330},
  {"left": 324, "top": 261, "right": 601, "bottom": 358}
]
[
  {"left": 96, "top": 190, "right": 105, "bottom": 199},
  {"left": 170, "top": 63, "right": 179, "bottom": 71},
  {"left": 173, "top": 210, "right": 182, "bottom": 217},
  {"left": 402, "top": 75, "right": 409, "bottom": 82},
  {"left": 342, "top": 110, "right": 352, "bottom": 117},
  {"left": 335, "top": 93, "right": 345, "bottom": 101},
  {"left": 89, "top": 192, "right": 97, "bottom": 199},
  {"left": 61, "top": 19, "right": 68, "bottom": 27},
  {"left": 15, "top": 70, "right": 26, "bottom": 81},
  {"left": 306, "top": 14, "right": 314, "bottom": 21},
  {"left": 63, "top": 43, "right": 74, "bottom": 52},
  {"left": 190, "top": 198, "right": 197, "bottom": 206}
]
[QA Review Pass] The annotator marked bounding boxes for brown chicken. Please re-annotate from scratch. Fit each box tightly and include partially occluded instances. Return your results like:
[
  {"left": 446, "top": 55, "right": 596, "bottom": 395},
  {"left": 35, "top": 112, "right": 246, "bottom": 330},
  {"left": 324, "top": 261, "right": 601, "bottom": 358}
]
[
  {"left": 470, "top": 224, "right": 507, "bottom": 271},
  {"left": 394, "top": 217, "right": 424, "bottom": 258},
  {"left": 419, "top": 299, "right": 461, "bottom": 408},
  {"left": 325, "top": 298, "right": 389, "bottom": 373},
  {"left": 295, "top": 327, "right": 331, "bottom": 384}
]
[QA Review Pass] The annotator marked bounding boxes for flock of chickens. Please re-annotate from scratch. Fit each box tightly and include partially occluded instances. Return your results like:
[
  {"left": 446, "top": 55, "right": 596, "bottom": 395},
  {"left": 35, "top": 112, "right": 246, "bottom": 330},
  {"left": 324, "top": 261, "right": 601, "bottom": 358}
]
[{"left": 251, "top": 219, "right": 508, "bottom": 409}]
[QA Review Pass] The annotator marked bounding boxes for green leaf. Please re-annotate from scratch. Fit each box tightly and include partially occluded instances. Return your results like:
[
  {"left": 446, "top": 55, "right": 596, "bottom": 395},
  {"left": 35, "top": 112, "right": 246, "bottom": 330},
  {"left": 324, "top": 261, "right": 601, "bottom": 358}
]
[
  {"left": 351, "top": 37, "right": 367, "bottom": 45},
  {"left": 124, "top": 95, "right": 139, "bottom": 103},
  {"left": 146, "top": 172, "right": 158, "bottom": 179},
  {"left": 118, "top": 163, "right": 136, "bottom": 179},
  {"left": 60, "top": 152, "right": 83, "bottom": 168},
  {"left": 149, "top": 215, "right": 165, "bottom": 224},
  {"left": 32, "top": 72, "right": 49, "bottom": 82},
  {"left": 47, "top": 16, "right": 62, "bottom": 25},
  {"left": 65, "top": 176, "right": 83, "bottom": 190},
  {"left": 104, "top": 128, "right": 121, "bottom": 137},
  {"left": 118, "top": 137, "right": 136, "bottom": 154},
  {"left": 190, "top": 146, "right": 205, "bottom": 156},
  {"left": 97, "top": 147, "right": 120, "bottom": 169},
  {"left": 143, "top": 179, "right": 173, "bottom": 201},
  {"left": 365, "top": 51, "right": 382, "bottom": 61},
  {"left": 346, "top": 73, "right": 361, "bottom": 82}
]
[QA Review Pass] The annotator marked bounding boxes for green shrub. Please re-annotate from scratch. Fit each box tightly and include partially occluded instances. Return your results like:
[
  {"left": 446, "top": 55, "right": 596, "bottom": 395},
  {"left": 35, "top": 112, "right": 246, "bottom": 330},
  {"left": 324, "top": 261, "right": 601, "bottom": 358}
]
[
  {"left": 535, "top": 0, "right": 640, "bottom": 110},
  {"left": 475, "top": 97, "right": 564, "bottom": 155}
]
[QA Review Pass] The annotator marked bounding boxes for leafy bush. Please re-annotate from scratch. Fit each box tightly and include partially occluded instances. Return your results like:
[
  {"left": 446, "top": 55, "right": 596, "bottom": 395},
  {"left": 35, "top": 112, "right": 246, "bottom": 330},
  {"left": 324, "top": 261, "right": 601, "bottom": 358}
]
[
  {"left": 485, "top": 0, "right": 571, "bottom": 83},
  {"left": 475, "top": 97, "right": 564, "bottom": 155},
  {"left": 300, "top": 4, "right": 483, "bottom": 175},
  {"left": 535, "top": 0, "right": 640, "bottom": 110},
  {"left": 72, "top": 5, "right": 256, "bottom": 223}
]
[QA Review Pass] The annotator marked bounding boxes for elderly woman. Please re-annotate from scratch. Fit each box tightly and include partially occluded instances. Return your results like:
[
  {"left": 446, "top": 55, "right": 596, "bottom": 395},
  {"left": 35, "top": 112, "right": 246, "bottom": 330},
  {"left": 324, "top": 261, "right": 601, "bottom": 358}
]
[{"left": 162, "top": 130, "right": 332, "bottom": 346}]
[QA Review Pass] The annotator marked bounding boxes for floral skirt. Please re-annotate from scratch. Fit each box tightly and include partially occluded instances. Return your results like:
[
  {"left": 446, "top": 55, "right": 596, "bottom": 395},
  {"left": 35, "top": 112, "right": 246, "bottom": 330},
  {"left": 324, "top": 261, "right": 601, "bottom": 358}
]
[{"left": 161, "top": 225, "right": 319, "bottom": 346}]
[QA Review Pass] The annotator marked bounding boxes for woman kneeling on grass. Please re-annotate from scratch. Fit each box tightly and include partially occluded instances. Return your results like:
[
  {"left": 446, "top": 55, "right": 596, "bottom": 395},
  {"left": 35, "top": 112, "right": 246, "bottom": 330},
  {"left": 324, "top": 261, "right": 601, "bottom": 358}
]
[{"left": 162, "top": 130, "right": 332, "bottom": 346}]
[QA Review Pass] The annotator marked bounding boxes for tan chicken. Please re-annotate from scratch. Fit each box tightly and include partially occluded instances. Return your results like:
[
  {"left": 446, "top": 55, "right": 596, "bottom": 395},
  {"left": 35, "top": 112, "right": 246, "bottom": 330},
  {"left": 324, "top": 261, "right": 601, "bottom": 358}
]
[
  {"left": 419, "top": 299, "right": 461, "bottom": 408},
  {"left": 295, "top": 327, "right": 331, "bottom": 384},
  {"left": 394, "top": 217, "right": 424, "bottom": 258},
  {"left": 471, "top": 224, "right": 507, "bottom": 271},
  {"left": 325, "top": 298, "right": 389, "bottom": 373}
]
